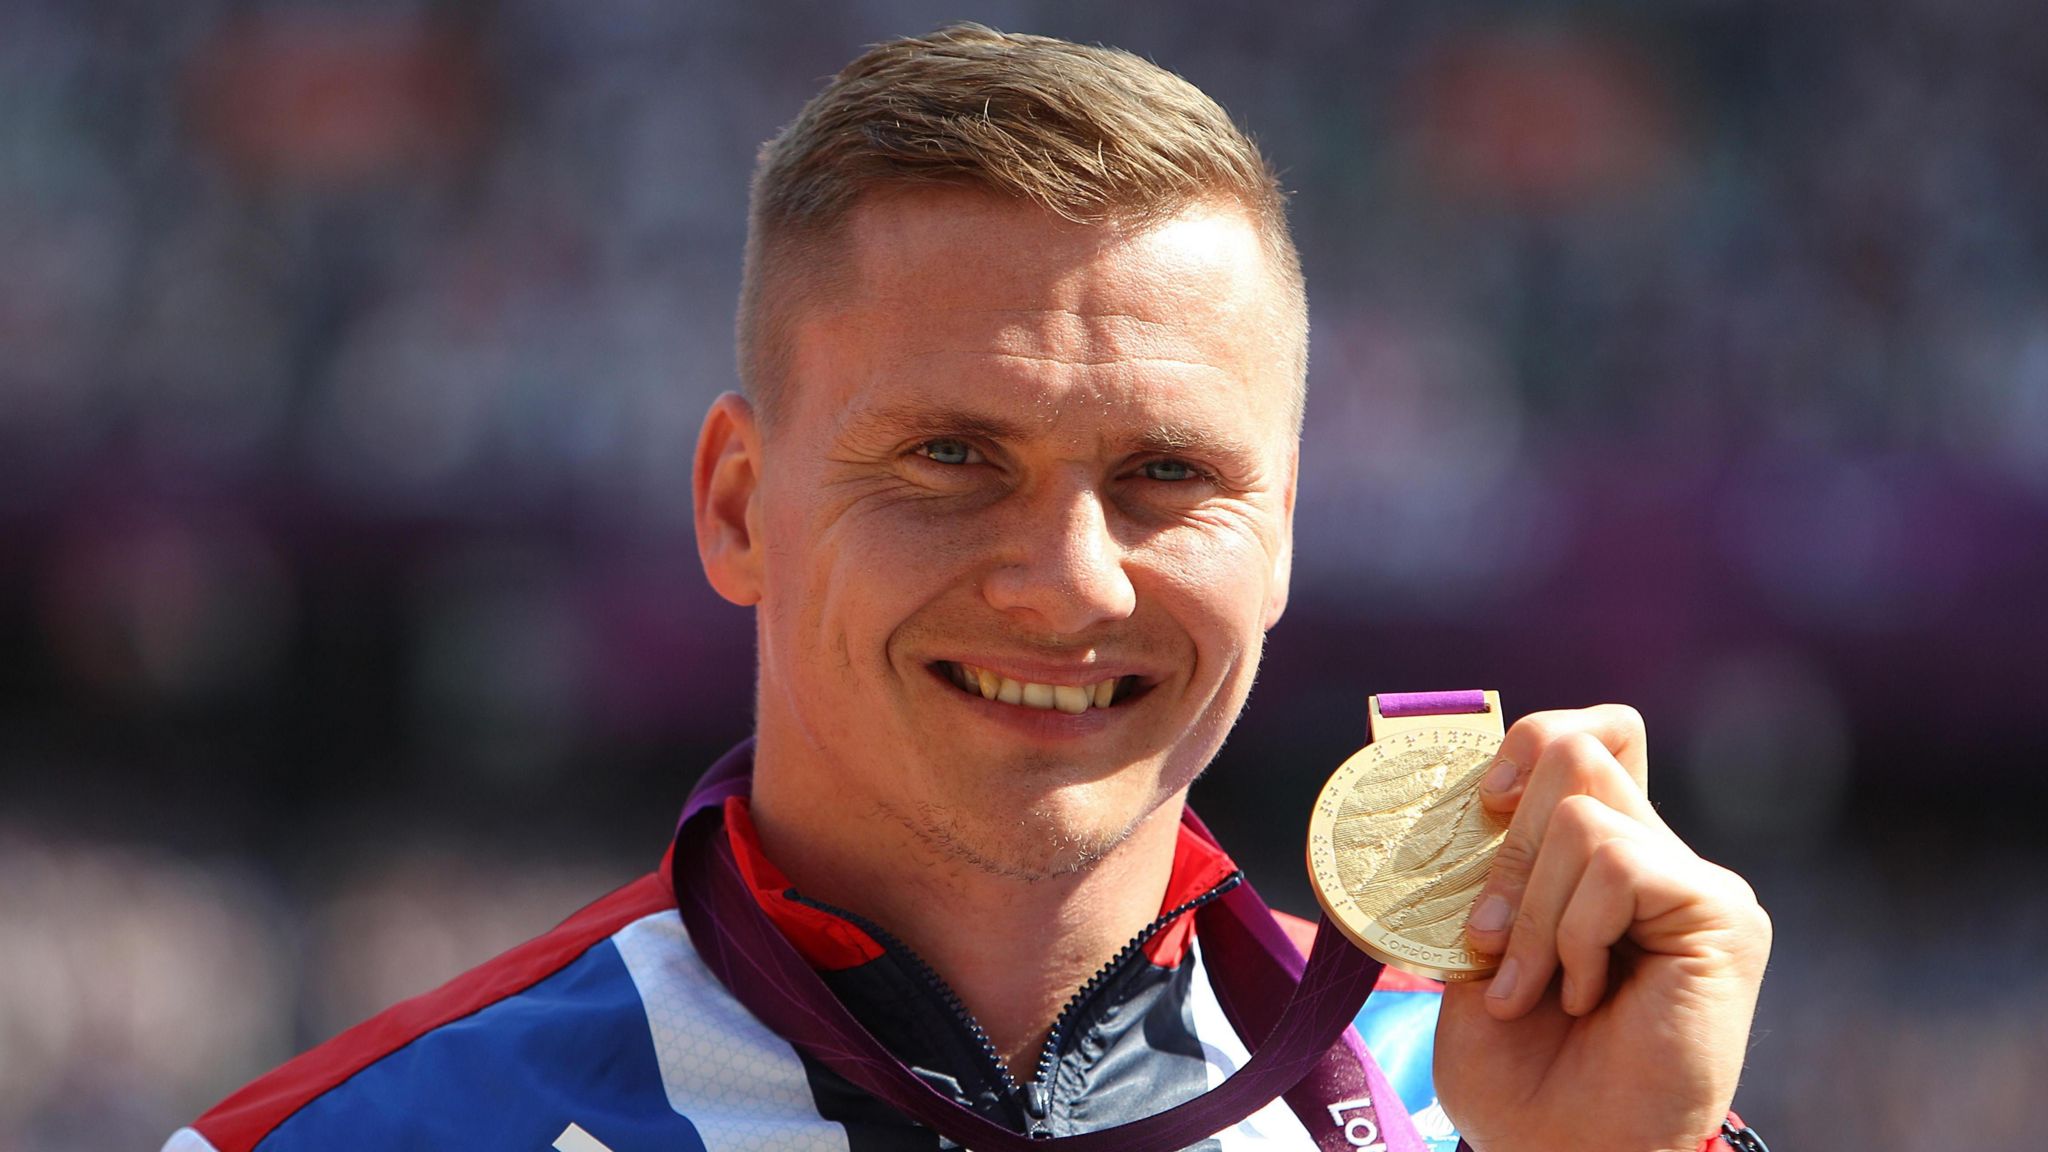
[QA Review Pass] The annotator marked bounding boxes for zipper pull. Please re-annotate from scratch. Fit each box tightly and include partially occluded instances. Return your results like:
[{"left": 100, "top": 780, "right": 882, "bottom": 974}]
[{"left": 1024, "top": 1081, "right": 1052, "bottom": 1135}]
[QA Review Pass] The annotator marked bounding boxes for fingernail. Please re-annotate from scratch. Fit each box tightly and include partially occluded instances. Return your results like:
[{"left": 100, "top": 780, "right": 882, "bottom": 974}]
[
  {"left": 1470, "top": 894, "right": 1510, "bottom": 934},
  {"left": 1482, "top": 757, "right": 1519, "bottom": 793},
  {"left": 1487, "top": 957, "right": 1520, "bottom": 1001}
]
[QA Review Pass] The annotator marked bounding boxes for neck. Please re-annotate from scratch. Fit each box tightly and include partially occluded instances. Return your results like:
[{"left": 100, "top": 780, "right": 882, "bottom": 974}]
[{"left": 749, "top": 754, "right": 1186, "bottom": 1077}]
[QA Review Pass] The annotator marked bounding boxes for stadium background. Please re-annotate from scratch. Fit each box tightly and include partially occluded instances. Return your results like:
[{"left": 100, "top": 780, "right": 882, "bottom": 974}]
[{"left": 3, "top": 2, "right": 2045, "bottom": 1149}]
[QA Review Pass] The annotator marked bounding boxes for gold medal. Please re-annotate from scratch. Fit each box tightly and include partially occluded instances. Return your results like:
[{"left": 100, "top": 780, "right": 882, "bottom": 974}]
[{"left": 1306, "top": 691, "right": 1508, "bottom": 981}]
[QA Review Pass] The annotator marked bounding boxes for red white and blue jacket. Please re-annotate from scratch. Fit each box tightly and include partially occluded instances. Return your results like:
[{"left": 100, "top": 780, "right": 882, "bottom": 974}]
[{"left": 167, "top": 793, "right": 1458, "bottom": 1152}]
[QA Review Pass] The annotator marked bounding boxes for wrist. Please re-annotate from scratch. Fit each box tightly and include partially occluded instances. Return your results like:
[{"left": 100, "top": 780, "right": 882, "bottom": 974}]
[
  {"left": 1704, "top": 1114, "right": 1769, "bottom": 1152},
  {"left": 1459, "top": 1114, "right": 1766, "bottom": 1152}
]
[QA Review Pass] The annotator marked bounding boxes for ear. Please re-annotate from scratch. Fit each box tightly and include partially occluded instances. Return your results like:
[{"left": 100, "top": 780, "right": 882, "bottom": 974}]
[
  {"left": 1262, "top": 446, "right": 1297, "bottom": 631},
  {"left": 694, "top": 391, "right": 766, "bottom": 607}
]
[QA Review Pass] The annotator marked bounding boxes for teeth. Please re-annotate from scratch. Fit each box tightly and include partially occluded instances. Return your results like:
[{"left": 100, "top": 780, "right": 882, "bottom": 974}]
[{"left": 950, "top": 664, "right": 1124, "bottom": 712}]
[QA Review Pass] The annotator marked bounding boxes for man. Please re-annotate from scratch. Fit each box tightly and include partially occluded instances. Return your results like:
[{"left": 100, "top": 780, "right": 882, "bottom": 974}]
[{"left": 167, "top": 25, "right": 1770, "bottom": 1152}]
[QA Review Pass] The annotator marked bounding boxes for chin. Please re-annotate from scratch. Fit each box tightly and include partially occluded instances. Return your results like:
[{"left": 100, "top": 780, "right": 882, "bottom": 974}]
[{"left": 892, "top": 775, "right": 1182, "bottom": 883}]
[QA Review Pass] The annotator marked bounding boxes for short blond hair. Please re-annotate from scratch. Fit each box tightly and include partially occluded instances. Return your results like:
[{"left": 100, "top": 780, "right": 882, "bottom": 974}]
[{"left": 736, "top": 23, "right": 1307, "bottom": 426}]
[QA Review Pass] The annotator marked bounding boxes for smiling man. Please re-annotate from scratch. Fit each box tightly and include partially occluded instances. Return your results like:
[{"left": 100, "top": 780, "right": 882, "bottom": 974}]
[{"left": 168, "top": 25, "right": 1770, "bottom": 1152}]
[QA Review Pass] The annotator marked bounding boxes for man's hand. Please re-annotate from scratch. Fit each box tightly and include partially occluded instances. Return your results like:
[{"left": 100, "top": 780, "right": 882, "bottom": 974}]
[{"left": 1433, "top": 706, "right": 1771, "bottom": 1152}]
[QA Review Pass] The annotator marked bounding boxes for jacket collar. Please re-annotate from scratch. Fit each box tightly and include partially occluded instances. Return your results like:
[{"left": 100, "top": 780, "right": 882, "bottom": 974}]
[{"left": 721, "top": 793, "right": 1239, "bottom": 971}]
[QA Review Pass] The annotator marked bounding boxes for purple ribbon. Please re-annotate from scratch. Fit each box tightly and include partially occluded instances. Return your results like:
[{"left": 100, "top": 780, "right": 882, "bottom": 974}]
[
  {"left": 671, "top": 744, "right": 1426, "bottom": 1152},
  {"left": 1378, "top": 691, "right": 1490, "bottom": 718}
]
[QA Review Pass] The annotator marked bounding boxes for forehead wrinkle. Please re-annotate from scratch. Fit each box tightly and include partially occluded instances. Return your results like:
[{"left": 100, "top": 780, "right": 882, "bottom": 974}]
[
  {"left": 971, "top": 306, "right": 1179, "bottom": 330},
  {"left": 900, "top": 301, "right": 1205, "bottom": 367},
  {"left": 868, "top": 352, "right": 1249, "bottom": 446},
  {"left": 981, "top": 352, "right": 1235, "bottom": 372},
  {"left": 833, "top": 398, "right": 1041, "bottom": 445}
]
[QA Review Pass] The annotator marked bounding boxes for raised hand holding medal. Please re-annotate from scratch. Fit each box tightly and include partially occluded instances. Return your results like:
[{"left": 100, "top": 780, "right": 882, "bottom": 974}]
[{"left": 1318, "top": 699, "right": 1775, "bottom": 1152}]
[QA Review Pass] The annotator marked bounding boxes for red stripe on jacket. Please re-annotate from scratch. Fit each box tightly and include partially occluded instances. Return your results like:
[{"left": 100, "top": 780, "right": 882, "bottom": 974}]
[
  {"left": 730, "top": 794, "right": 1242, "bottom": 972},
  {"left": 191, "top": 859, "right": 677, "bottom": 1152}
]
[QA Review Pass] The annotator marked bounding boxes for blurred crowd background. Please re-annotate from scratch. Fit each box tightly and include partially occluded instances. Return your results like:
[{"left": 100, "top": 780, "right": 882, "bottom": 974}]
[{"left": 3, "top": 2, "right": 2045, "bottom": 1149}]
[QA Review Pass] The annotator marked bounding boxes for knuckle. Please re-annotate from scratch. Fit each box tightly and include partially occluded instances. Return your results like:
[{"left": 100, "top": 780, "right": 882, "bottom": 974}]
[
  {"left": 1507, "top": 711, "right": 1569, "bottom": 751},
  {"left": 1727, "top": 866, "right": 1764, "bottom": 908},
  {"left": 1585, "top": 835, "right": 1638, "bottom": 883},
  {"left": 1550, "top": 733, "right": 1640, "bottom": 799},
  {"left": 1491, "top": 829, "right": 1541, "bottom": 877},
  {"left": 1710, "top": 865, "right": 1774, "bottom": 942},
  {"left": 1554, "top": 729, "right": 1611, "bottom": 765},
  {"left": 1704, "top": 859, "right": 1762, "bottom": 905},
  {"left": 1751, "top": 903, "right": 1775, "bottom": 949},
  {"left": 1536, "top": 732, "right": 1608, "bottom": 788},
  {"left": 1552, "top": 792, "right": 1609, "bottom": 837},
  {"left": 1509, "top": 705, "right": 1649, "bottom": 785},
  {"left": 1596, "top": 702, "right": 1647, "bottom": 742}
]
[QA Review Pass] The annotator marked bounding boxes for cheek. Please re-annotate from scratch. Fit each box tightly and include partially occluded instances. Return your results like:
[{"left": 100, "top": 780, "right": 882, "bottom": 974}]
[
  {"left": 1133, "top": 526, "right": 1277, "bottom": 731},
  {"left": 1142, "top": 522, "right": 1279, "bottom": 638},
  {"left": 780, "top": 496, "right": 994, "bottom": 661},
  {"left": 757, "top": 487, "right": 861, "bottom": 679}
]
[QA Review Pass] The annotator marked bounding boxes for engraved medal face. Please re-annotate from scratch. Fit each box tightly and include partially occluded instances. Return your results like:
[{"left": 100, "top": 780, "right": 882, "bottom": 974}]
[{"left": 1306, "top": 724, "right": 1508, "bottom": 981}]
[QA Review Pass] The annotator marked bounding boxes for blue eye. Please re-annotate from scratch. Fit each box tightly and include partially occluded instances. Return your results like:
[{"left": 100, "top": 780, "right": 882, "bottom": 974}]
[
  {"left": 1139, "top": 458, "right": 1198, "bottom": 482},
  {"left": 918, "top": 438, "right": 978, "bottom": 466}
]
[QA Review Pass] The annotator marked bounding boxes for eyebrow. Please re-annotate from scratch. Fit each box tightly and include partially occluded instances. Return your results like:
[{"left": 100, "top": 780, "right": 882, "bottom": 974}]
[
  {"left": 1131, "top": 423, "right": 1257, "bottom": 460},
  {"left": 839, "top": 403, "right": 1258, "bottom": 462},
  {"left": 836, "top": 402, "right": 1033, "bottom": 444}
]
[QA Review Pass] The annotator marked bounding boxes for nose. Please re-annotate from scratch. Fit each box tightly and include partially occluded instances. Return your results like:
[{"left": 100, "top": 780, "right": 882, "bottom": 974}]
[{"left": 981, "top": 481, "right": 1137, "bottom": 635}]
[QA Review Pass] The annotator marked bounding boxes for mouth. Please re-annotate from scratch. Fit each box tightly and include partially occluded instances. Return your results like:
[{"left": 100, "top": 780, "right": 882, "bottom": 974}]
[{"left": 932, "top": 661, "right": 1148, "bottom": 715}]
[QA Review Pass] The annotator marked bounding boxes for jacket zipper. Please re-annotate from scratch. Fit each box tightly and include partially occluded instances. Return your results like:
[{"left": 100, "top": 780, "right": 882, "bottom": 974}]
[
  {"left": 789, "top": 870, "right": 1243, "bottom": 1138},
  {"left": 1024, "top": 872, "right": 1242, "bottom": 1131}
]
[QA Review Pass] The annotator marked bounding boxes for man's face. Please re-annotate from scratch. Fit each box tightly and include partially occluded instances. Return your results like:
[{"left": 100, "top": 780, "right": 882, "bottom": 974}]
[{"left": 717, "top": 190, "right": 1299, "bottom": 880}]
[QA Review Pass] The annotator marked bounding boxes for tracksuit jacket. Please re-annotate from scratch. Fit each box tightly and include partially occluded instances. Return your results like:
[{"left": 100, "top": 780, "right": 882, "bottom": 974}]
[{"left": 166, "top": 785, "right": 1459, "bottom": 1152}]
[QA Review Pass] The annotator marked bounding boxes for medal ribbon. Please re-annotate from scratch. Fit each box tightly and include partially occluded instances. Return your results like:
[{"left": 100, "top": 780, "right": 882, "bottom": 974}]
[
  {"left": 671, "top": 743, "right": 1426, "bottom": 1152},
  {"left": 1376, "top": 690, "right": 1490, "bottom": 719}
]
